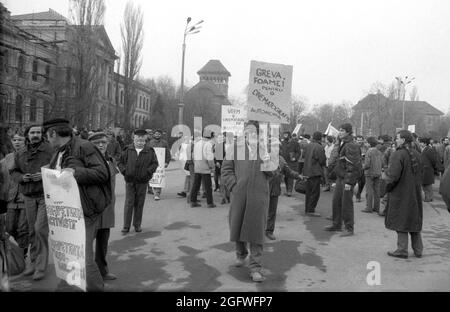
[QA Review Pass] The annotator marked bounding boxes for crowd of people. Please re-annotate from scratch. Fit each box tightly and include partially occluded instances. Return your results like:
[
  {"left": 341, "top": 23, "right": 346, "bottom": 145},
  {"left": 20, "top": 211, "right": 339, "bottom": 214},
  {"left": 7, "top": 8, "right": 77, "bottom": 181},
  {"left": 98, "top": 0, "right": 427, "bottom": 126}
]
[{"left": 0, "top": 118, "right": 449, "bottom": 290}]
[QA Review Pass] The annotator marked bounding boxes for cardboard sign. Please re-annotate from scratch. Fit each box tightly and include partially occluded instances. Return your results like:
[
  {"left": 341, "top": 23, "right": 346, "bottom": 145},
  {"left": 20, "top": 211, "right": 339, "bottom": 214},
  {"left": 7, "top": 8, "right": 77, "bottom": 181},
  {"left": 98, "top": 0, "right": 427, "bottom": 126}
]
[
  {"left": 408, "top": 125, "right": 416, "bottom": 133},
  {"left": 221, "top": 105, "right": 246, "bottom": 136},
  {"left": 42, "top": 168, "right": 86, "bottom": 291},
  {"left": 149, "top": 148, "right": 166, "bottom": 188},
  {"left": 247, "top": 60, "right": 293, "bottom": 124}
]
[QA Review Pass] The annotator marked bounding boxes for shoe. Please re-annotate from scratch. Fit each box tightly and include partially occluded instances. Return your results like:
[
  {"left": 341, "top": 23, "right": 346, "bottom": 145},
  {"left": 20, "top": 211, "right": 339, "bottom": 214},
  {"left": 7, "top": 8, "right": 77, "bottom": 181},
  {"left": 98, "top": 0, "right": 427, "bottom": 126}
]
[
  {"left": 23, "top": 265, "right": 35, "bottom": 276},
  {"left": 414, "top": 253, "right": 422, "bottom": 258},
  {"left": 361, "top": 209, "right": 372, "bottom": 213},
  {"left": 250, "top": 271, "right": 266, "bottom": 282},
  {"left": 154, "top": 195, "right": 160, "bottom": 201},
  {"left": 102, "top": 273, "right": 117, "bottom": 281},
  {"left": 306, "top": 212, "right": 321, "bottom": 217},
  {"left": 326, "top": 216, "right": 333, "bottom": 221},
  {"left": 324, "top": 225, "right": 342, "bottom": 232},
  {"left": 207, "top": 204, "right": 217, "bottom": 208},
  {"left": 235, "top": 258, "right": 246, "bottom": 267},
  {"left": 265, "top": 232, "right": 276, "bottom": 240},
  {"left": 135, "top": 226, "right": 142, "bottom": 233},
  {"left": 340, "top": 229, "right": 354, "bottom": 237},
  {"left": 286, "top": 192, "right": 292, "bottom": 197},
  {"left": 387, "top": 251, "right": 408, "bottom": 259},
  {"left": 33, "top": 270, "right": 45, "bottom": 281},
  {"left": 177, "top": 192, "right": 187, "bottom": 197},
  {"left": 121, "top": 228, "right": 130, "bottom": 234},
  {"left": 191, "top": 202, "right": 201, "bottom": 208}
]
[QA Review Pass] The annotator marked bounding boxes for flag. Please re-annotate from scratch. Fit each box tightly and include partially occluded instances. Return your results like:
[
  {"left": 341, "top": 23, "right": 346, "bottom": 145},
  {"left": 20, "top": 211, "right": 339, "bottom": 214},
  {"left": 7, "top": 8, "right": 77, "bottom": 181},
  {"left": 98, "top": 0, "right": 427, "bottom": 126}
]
[{"left": 324, "top": 122, "right": 339, "bottom": 137}]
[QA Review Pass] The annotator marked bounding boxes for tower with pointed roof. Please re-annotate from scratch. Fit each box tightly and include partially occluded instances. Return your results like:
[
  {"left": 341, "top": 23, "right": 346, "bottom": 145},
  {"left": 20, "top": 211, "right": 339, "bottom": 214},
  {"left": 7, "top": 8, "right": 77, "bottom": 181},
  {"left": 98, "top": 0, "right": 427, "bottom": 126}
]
[{"left": 197, "top": 60, "right": 231, "bottom": 97}]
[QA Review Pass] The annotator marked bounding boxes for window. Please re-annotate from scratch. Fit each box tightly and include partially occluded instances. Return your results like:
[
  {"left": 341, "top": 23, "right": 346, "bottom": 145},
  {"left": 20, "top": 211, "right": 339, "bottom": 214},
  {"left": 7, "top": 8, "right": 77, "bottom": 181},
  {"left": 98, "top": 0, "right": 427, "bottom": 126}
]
[
  {"left": 0, "top": 50, "right": 8, "bottom": 73},
  {"left": 45, "top": 65, "right": 50, "bottom": 84},
  {"left": 32, "top": 60, "right": 38, "bottom": 81},
  {"left": 120, "top": 90, "right": 124, "bottom": 104},
  {"left": 18, "top": 55, "right": 25, "bottom": 78},
  {"left": 15, "top": 95, "right": 23, "bottom": 122},
  {"left": 107, "top": 82, "right": 111, "bottom": 99},
  {"left": 44, "top": 101, "right": 51, "bottom": 118},
  {"left": 29, "top": 98, "right": 37, "bottom": 122}
]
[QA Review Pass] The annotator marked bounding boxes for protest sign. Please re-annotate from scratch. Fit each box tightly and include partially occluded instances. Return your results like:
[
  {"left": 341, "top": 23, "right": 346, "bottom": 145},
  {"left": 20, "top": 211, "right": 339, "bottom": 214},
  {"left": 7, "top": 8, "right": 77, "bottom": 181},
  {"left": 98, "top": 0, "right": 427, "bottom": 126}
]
[
  {"left": 408, "top": 125, "right": 416, "bottom": 133},
  {"left": 293, "top": 124, "right": 302, "bottom": 135},
  {"left": 247, "top": 60, "right": 293, "bottom": 124},
  {"left": 325, "top": 122, "right": 339, "bottom": 137},
  {"left": 221, "top": 105, "right": 246, "bottom": 136},
  {"left": 149, "top": 147, "right": 166, "bottom": 188},
  {"left": 41, "top": 167, "right": 86, "bottom": 291}
]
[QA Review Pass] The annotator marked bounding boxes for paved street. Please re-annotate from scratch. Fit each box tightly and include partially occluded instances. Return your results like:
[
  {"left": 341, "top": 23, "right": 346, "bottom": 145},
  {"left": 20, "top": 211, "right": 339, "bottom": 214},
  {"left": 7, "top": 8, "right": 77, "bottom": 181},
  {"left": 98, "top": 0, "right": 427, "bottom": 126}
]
[{"left": 10, "top": 162, "right": 450, "bottom": 291}]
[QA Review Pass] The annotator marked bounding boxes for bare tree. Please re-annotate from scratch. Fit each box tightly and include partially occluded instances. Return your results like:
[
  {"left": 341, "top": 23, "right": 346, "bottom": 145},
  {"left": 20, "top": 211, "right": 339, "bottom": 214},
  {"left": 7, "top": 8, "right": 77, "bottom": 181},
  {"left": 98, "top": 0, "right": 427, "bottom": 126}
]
[
  {"left": 409, "top": 85, "right": 419, "bottom": 101},
  {"left": 121, "top": 1, "right": 144, "bottom": 130},
  {"left": 68, "top": 0, "right": 106, "bottom": 129}
]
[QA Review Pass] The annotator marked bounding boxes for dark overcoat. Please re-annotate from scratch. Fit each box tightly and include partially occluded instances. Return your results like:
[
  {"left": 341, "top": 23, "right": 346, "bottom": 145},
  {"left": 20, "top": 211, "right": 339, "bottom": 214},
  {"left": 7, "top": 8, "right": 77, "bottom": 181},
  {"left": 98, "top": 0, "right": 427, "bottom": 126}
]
[
  {"left": 385, "top": 147, "right": 423, "bottom": 232},
  {"left": 421, "top": 146, "right": 438, "bottom": 186},
  {"left": 221, "top": 143, "right": 271, "bottom": 245},
  {"left": 98, "top": 155, "right": 118, "bottom": 229}
]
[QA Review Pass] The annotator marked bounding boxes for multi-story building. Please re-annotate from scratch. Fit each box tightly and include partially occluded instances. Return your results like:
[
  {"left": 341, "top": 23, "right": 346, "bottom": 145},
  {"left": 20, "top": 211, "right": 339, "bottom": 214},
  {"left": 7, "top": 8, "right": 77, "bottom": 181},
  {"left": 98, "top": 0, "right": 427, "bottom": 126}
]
[{"left": 1, "top": 5, "right": 151, "bottom": 130}]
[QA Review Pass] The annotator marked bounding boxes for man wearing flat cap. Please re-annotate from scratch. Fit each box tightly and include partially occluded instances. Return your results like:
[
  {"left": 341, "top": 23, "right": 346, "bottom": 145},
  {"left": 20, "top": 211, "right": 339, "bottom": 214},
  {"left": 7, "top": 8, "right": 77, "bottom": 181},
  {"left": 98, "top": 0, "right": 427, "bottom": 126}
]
[
  {"left": 146, "top": 129, "right": 170, "bottom": 201},
  {"left": 44, "top": 118, "right": 111, "bottom": 292},
  {"left": 118, "top": 129, "right": 158, "bottom": 234}
]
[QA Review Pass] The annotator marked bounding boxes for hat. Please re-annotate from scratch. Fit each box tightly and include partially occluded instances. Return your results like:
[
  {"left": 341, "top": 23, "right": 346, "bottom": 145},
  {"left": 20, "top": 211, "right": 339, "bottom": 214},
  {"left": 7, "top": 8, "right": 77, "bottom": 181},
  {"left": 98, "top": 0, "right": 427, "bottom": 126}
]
[
  {"left": 153, "top": 129, "right": 162, "bottom": 134},
  {"left": 88, "top": 131, "right": 107, "bottom": 141},
  {"left": 134, "top": 129, "right": 147, "bottom": 136},
  {"left": 43, "top": 118, "right": 71, "bottom": 132}
]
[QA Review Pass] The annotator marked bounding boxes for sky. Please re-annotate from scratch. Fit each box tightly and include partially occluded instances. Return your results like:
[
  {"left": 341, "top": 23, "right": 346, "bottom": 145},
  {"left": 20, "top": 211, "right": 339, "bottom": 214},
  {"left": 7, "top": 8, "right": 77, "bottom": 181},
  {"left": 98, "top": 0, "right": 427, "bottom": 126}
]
[{"left": 5, "top": 0, "right": 450, "bottom": 113}]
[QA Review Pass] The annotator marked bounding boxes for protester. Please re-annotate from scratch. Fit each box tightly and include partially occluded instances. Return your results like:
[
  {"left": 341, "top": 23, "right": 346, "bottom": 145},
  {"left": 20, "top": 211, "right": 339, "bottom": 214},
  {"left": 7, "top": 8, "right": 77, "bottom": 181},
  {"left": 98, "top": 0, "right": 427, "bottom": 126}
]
[
  {"left": 361, "top": 137, "right": 382, "bottom": 213},
  {"left": 419, "top": 137, "right": 439, "bottom": 202},
  {"left": 190, "top": 129, "right": 216, "bottom": 208},
  {"left": 106, "top": 131, "right": 122, "bottom": 163},
  {"left": 280, "top": 131, "right": 300, "bottom": 196},
  {"left": 11, "top": 125, "right": 53, "bottom": 281},
  {"left": 302, "top": 131, "right": 326, "bottom": 217},
  {"left": 355, "top": 135, "right": 367, "bottom": 202},
  {"left": 176, "top": 133, "right": 191, "bottom": 198},
  {"left": 88, "top": 132, "right": 118, "bottom": 281},
  {"left": 221, "top": 120, "right": 273, "bottom": 282},
  {"left": 325, "top": 123, "right": 361, "bottom": 236},
  {"left": 384, "top": 130, "right": 423, "bottom": 259},
  {"left": 323, "top": 136, "right": 335, "bottom": 192},
  {"left": 147, "top": 129, "right": 170, "bottom": 201},
  {"left": 1, "top": 133, "right": 29, "bottom": 259}
]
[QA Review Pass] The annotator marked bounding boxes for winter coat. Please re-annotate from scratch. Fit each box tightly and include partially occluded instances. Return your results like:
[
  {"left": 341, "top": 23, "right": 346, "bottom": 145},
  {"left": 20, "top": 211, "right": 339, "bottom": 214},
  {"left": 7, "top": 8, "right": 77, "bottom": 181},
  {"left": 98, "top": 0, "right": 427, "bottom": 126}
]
[
  {"left": 0, "top": 153, "right": 24, "bottom": 206},
  {"left": 147, "top": 138, "right": 171, "bottom": 165},
  {"left": 98, "top": 154, "right": 118, "bottom": 229},
  {"left": 281, "top": 139, "right": 301, "bottom": 170},
  {"left": 11, "top": 140, "right": 54, "bottom": 197},
  {"left": 118, "top": 144, "right": 159, "bottom": 184},
  {"left": 363, "top": 147, "right": 382, "bottom": 177},
  {"left": 269, "top": 156, "right": 300, "bottom": 197},
  {"left": 49, "top": 137, "right": 112, "bottom": 219},
  {"left": 193, "top": 139, "right": 215, "bottom": 174},
  {"left": 303, "top": 140, "right": 326, "bottom": 178},
  {"left": 328, "top": 135, "right": 362, "bottom": 185},
  {"left": 106, "top": 139, "right": 122, "bottom": 163},
  {"left": 221, "top": 142, "right": 272, "bottom": 245},
  {"left": 444, "top": 145, "right": 450, "bottom": 169},
  {"left": 421, "top": 146, "right": 438, "bottom": 186},
  {"left": 385, "top": 146, "right": 423, "bottom": 232}
]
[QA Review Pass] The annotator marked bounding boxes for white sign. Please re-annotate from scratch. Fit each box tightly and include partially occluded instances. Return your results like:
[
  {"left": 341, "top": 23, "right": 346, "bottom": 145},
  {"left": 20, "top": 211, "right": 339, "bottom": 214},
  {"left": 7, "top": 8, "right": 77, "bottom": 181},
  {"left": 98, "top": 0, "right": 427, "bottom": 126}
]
[
  {"left": 247, "top": 60, "right": 293, "bottom": 124},
  {"left": 408, "top": 125, "right": 416, "bottom": 133},
  {"left": 41, "top": 168, "right": 86, "bottom": 291},
  {"left": 293, "top": 124, "right": 302, "bottom": 135},
  {"left": 324, "top": 122, "right": 339, "bottom": 137},
  {"left": 149, "top": 148, "right": 166, "bottom": 188},
  {"left": 221, "top": 105, "right": 246, "bottom": 136}
]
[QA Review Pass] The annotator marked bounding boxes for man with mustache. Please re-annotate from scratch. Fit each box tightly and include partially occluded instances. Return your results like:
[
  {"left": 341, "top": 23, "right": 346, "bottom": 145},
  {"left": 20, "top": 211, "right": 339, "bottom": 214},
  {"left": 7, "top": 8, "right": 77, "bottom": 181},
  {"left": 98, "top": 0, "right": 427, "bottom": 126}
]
[{"left": 11, "top": 125, "right": 53, "bottom": 281}]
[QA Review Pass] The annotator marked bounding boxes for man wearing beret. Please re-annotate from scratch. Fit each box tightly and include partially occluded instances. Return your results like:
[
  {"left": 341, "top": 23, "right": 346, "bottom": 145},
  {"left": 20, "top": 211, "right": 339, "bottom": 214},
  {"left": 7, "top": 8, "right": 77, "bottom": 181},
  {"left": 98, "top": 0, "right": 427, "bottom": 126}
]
[
  {"left": 118, "top": 129, "right": 158, "bottom": 234},
  {"left": 88, "top": 132, "right": 118, "bottom": 281},
  {"left": 11, "top": 124, "right": 53, "bottom": 281},
  {"left": 44, "top": 118, "right": 111, "bottom": 292},
  {"left": 146, "top": 129, "right": 170, "bottom": 201}
]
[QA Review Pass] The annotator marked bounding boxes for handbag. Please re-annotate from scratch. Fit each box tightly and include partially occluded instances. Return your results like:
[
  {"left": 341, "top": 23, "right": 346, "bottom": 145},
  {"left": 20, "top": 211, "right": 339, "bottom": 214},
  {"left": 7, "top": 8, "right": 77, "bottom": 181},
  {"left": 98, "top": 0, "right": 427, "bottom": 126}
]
[
  {"left": 294, "top": 178, "right": 306, "bottom": 194},
  {"left": 5, "top": 237, "right": 25, "bottom": 276}
]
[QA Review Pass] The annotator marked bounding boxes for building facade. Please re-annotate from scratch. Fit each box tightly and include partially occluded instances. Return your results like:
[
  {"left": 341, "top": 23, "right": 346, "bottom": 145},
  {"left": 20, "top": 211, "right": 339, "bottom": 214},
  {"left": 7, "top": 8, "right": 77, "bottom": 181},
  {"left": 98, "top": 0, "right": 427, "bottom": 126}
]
[{"left": 1, "top": 5, "right": 150, "bottom": 130}]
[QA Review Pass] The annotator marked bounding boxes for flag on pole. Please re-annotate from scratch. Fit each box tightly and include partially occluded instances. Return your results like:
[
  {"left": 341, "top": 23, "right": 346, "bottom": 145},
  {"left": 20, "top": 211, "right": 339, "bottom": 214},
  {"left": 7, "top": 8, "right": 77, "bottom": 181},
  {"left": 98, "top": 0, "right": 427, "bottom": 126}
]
[{"left": 324, "top": 122, "right": 339, "bottom": 137}]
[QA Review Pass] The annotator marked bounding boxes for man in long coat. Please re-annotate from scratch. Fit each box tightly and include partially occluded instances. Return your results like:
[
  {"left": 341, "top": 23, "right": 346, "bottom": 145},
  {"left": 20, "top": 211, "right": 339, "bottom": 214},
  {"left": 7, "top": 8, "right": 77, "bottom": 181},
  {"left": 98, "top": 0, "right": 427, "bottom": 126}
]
[
  {"left": 384, "top": 130, "right": 423, "bottom": 259},
  {"left": 221, "top": 121, "right": 272, "bottom": 283}
]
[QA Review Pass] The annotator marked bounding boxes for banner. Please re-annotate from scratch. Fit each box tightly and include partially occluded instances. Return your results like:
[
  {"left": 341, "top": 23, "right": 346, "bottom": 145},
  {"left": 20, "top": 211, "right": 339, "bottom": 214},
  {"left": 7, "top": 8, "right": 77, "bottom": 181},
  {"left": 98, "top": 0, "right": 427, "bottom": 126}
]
[
  {"left": 149, "top": 147, "right": 166, "bottom": 188},
  {"left": 324, "top": 122, "right": 339, "bottom": 137},
  {"left": 247, "top": 60, "right": 293, "bottom": 124},
  {"left": 41, "top": 168, "right": 86, "bottom": 291},
  {"left": 221, "top": 105, "right": 246, "bottom": 136}
]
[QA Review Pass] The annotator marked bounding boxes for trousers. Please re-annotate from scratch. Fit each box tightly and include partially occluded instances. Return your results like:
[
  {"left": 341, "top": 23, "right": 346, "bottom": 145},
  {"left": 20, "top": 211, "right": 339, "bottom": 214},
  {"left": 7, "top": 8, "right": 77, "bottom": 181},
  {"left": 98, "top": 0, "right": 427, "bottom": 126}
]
[
  {"left": 190, "top": 173, "right": 214, "bottom": 205},
  {"left": 124, "top": 182, "right": 147, "bottom": 229},
  {"left": 235, "top": 241, "right": 263, "bottom": 273},
  {"left": 6, "top": 207, "right": 29, "bottom": 249},
  {"left": 396, "top": 231, "right": 423, "bottom": 256},
  {"left": 95, "top": 228, "right": 111, "bottom": 277},
  {"left": 331, "top": 178, "right": 354, "bottom": 231},
  {"left": 24, "top": 196, "right": 48, "bottom": 272},
  {"left": 305, "top": 176, "right": 321, "bottom": 213},
  {"left": 365, "top": 176, "right": 380, "bottom": 212},
  {"left": 266, "top": 196, "right": 279, "bottom": 234}
]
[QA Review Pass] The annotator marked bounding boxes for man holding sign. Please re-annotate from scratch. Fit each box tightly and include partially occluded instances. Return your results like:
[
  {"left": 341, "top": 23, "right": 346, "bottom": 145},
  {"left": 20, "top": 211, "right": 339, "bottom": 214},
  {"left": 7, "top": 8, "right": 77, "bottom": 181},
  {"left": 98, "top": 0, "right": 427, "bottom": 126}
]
[
  {"left": 146, "top": 129, "right": 170, "bottom": 201},
  {"left": 44, "top": 118, "right": 111, "bottom": 292}
]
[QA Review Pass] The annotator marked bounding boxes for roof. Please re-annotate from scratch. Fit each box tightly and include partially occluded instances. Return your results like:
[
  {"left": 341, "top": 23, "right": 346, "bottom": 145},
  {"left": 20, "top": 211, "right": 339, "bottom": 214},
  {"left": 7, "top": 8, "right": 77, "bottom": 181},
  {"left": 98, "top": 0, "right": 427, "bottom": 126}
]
[
  {"left": 197, "top": 60, "right": 231, "bottom": 76},
  {"left": 11, "top": 9, "right": 68, "bottom": 22},
  {"left": 354, "top": 93, "right": 444, "bottom": 116}
]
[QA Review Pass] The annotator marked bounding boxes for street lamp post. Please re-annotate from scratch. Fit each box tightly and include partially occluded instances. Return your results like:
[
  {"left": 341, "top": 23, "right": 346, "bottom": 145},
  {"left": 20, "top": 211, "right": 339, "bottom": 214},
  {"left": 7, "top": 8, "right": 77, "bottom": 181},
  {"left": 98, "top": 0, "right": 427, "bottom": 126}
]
[
  {"left": 395, "top": 76, "right": 415, "bottom": 129},
  {"left": 178, "top": 17, "right": 203, "bottom": 126}
]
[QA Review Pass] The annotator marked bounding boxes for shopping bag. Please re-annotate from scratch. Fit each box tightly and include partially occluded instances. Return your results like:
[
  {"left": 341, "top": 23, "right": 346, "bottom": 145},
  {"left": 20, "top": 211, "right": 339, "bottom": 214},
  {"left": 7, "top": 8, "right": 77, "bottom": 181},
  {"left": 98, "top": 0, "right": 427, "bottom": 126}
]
[
  {"left": 295, "top": 179, "right": 306, "bottom": 194},
  {"left": 6, "top": 237, "right": 25, "bottom": 276}
]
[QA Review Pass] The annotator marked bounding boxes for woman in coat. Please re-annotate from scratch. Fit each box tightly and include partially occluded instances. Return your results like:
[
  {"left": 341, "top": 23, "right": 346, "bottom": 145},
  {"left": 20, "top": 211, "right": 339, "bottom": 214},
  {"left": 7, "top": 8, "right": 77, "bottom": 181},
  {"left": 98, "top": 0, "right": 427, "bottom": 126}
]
[
  {"left": 419, "top": 137, "right": 439, "bottom": 202},
  {"left": 221, "top": 121, "right": 272, "bottom": 282},
  {"left": 88, "top": 132, "right": 118, "bottom": 281},
  {"left": 384, "top": 130, "right": 423, "bottom": 259}
]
